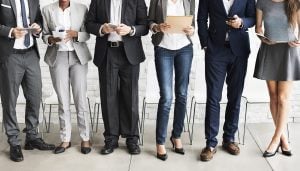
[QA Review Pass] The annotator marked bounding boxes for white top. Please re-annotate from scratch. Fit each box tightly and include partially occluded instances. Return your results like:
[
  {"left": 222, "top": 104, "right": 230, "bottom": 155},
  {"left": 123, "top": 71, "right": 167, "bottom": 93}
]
[
  {"left": 223, "top": 0, "right": 234, "bottom": 14},
  {"left": 13, "top": 0, "right": 34, "bottom": 49},
  {"left": 109, "top": 0, "right": 122, "bottom": 42},
  {"left": 158, "top": 0, "right": 190, "bottom": 50},
  {"left": 56, "top": 6, "right": 75, "bottom": 51}
]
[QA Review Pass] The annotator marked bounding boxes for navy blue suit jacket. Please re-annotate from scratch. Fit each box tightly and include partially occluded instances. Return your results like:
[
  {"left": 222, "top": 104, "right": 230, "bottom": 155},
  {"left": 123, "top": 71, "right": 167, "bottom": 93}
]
[{"left": 197, "top": 0, "right": 256, "bottom": 57}]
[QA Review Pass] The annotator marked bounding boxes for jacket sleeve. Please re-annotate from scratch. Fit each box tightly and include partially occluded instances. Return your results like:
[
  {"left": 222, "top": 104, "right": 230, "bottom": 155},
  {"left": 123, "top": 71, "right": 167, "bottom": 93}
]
[
  {"left": 77, "top": 6, "right": 90, "bottom": 42},
  {"left": 131, "top": 0, "right": 149, "bottom": 37},
  {"left": 41, "top": 7, "right": 52, "bottom": 45},
  {"left": 33, "top": 2, "right": 43, "bottom": 38},
  {"left": 241, "top": 0, "right": 256, "bottom": 30},
  {"left": 85, "top": 0, "right": 102, "bottom": 36},
  {"left": 197, "top": 0, "right": 209, "bottom": 49}
]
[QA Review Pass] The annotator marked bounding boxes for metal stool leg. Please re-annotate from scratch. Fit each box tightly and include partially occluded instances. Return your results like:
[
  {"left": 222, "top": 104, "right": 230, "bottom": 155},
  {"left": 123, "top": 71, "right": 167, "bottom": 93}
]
[
  {"left": 189, "top": 102, "right": 197, "bottom": 145},
  {"left": 47, "top": 104, "right": 52, "bottom": 133},
  {"left": 96, "top": 103, "right": 100, "bottom": 133}
]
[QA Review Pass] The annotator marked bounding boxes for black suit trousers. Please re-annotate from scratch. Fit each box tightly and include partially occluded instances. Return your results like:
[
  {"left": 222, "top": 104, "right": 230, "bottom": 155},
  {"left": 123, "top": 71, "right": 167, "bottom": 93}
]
[{"left": 98, "top": 46, "right": 140, "bottom": 141}]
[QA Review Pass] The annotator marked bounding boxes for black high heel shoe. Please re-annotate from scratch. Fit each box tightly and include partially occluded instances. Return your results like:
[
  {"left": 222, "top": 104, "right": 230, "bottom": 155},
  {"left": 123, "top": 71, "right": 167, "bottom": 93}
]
[
  {"left": 54, "top": 142, "right": 71, "bottom": 154},
  {"left": 280, "top": 143, "right": 292, "bottom": 156},
  {"left": 157, "top": 153, "right": 168, "bottom": 161},
  {"left": 170, "top": 137, "right": 185, "bottom": 155},
  {"left": 263, "top": 143, "right": 280, "bottom": 158}
]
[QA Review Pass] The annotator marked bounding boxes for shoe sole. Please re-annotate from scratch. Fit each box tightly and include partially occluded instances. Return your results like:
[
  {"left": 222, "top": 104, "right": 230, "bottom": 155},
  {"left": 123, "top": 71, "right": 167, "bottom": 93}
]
[{"left": 10, "top": 157, "right": 24, "bottom": 162}]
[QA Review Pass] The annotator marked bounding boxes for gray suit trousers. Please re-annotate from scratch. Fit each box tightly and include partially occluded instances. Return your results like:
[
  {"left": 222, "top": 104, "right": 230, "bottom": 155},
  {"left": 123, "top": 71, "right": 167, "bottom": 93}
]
[{"left": 0, "top": 49, "right": 42, "bottom": 146}]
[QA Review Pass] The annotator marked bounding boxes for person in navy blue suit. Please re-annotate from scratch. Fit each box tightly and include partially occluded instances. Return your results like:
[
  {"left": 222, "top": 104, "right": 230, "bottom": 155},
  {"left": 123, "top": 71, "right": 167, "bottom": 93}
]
[{"left": 197, "top": 0, "right": 255, "bottom": 161}]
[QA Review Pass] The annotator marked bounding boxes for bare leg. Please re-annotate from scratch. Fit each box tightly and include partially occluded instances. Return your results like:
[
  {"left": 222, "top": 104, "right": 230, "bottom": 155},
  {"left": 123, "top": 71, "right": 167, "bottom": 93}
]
[{"left": 266, "top": 81, "right": 292, "bottom": 152}]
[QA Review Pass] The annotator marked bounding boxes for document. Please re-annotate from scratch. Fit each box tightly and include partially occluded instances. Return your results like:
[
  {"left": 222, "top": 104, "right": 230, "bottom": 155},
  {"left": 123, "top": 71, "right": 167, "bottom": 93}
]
[
  {"left": 52, "top": 26, "right": 66, "bottom": 44},
  {"left": 165, "top": 16, "right": 193, "bottom": 34}
]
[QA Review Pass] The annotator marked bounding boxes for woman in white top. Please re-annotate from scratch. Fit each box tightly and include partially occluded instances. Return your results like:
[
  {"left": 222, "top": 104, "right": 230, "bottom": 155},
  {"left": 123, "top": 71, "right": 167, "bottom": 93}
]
[
  {"left": 42, "top": 0, "right": 92, "bottom": 154},
  {"left": 149, "top": 0, "right": 195, "bottom": 161}
]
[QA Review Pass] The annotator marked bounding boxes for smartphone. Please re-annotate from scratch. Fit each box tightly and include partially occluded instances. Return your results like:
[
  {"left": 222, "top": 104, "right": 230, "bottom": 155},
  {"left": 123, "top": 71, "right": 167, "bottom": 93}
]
[
  {"left": 227, "top": 17, "right": 236, "bottom": 21},
  {"left": 108, "top": 24, "right": 118, "bottom": 30}
]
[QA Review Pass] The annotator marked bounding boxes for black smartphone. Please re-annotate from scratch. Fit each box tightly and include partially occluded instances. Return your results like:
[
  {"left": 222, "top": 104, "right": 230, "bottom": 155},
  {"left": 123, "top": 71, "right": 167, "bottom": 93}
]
[{"left": 227, "top": 17, "right": 236, "bottom": 21}]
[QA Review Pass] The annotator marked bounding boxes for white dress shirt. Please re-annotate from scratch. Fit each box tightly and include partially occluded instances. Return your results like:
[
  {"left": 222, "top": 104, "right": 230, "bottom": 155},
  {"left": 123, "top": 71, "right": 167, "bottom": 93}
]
[
  {"left": 13, "top": 0, "right": 34, "bottom": 49},
  {"left": 56, "top": 6, "right": 75, "bottom": 51},
  {"left": 108, "top": 0, "right": 122, "bottom": 42},
  {"left": 158, "top": 0, "right": 190, "bottom": 50}
]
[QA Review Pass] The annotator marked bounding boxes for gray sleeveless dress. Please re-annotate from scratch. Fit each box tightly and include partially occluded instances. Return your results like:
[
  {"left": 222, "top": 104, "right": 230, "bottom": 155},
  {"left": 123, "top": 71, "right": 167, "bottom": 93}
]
[{"left": 254, "top": 0, "right": 300, "bottom": 81}]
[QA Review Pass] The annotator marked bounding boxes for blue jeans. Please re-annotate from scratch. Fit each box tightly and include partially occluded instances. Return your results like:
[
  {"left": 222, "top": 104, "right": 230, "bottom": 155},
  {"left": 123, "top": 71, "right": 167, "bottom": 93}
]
[{"left": 155, "top": 44, "right": 193, "bottom": 145}]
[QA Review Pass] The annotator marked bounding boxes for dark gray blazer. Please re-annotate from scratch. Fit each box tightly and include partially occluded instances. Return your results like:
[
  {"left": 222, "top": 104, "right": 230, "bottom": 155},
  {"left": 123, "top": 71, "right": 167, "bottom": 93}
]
[
  {"left": 0, "top": 0, "right": 42, "bottom": 62},
  {"left": 148, "top": 0, "right": 195, "bottom": 46}
]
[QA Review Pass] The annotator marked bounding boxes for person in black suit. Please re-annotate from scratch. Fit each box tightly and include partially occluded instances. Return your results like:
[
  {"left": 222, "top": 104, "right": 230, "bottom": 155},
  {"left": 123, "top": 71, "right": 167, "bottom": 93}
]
[
  {"left": 85, "top": 0, "right": 148, "bottom": 155},
  {"left": 197, "top": 0, "right": 255, "bottom": 161},
  {"left": 0, "top": 0, "right": 55, "bottom": 162}
]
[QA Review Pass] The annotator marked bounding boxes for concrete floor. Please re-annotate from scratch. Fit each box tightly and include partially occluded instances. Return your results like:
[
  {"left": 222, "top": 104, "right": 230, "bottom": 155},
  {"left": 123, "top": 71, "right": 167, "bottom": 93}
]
[{"left": 0, "top": 122, "right": 299, "bottom": 171}]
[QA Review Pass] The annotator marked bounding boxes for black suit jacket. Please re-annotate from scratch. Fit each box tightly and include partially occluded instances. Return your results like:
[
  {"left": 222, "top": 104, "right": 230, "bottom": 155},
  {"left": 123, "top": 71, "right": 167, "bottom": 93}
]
[
  {"left": 85, "top": 0, "right": 149, "bottom": 67},
  {"left": 0, "top": 0, "right": 42, "bottom": 62}
]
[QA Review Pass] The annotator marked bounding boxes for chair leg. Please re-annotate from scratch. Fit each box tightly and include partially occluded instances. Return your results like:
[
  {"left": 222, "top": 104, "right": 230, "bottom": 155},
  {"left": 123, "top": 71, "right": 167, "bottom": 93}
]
[
  {"left": 47, "top": 104, "right": 52, "bottom": 133},
  {"left": 87, "top": 98, "right": 93, "bottom": 131},
  {"left": 242, "top": 102, "right": 248, "bottom": 145},
  {"left": 189, "top": 102, "right": 197, "bottom": 145},
  {"left": 1, "top": 117, "right": 4, "bottom": 132},
  {"left": 96, "top": 103, "right": 100, "bottom": 133},
  {"left": 40, "top": 102, "right": 46, "bottom": 139},
  {"left": 287, "top": 122, "right": 291, "bottom": 143},
  {"left": 140, "top": 98, "right": 146, "bottom": 146},
  {"left": 188, "top": 97, "right": 195, "bottom": 133}
]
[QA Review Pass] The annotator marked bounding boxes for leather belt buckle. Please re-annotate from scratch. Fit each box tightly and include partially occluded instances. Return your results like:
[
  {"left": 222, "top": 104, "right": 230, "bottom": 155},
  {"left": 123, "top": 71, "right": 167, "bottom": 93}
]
[{"left": 110, "top": 41, "right": 119, "bottom": 47}]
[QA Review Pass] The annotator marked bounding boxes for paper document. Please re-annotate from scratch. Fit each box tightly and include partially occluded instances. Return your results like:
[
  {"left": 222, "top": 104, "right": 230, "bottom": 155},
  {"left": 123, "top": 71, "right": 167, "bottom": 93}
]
[{"left": 165, "top": 16, "right": 193, "bottom": 34}]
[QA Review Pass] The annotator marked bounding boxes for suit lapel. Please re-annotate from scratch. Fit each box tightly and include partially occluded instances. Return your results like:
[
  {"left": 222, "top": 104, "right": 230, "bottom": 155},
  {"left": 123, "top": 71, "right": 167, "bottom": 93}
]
[
  {"left": 162, "top": 0, "right": 167, "bottom": 20},
  {"left": 219, "top": 0, "right": 228, "bottom": 16},
  {"left": 183, "top": 0, "right": 190, "bottom": 16},
  {"left": 9, "top": 0, "right": 17, "bottom": 21},
  {"left": 104, "top": 0, "right": 110, "bottom": 21},
  {"left": 121, "top": 0, "right": 127, "bottom": 22},
  {"left": 70, "top": 1, "right": 76, "bottom": 29}
]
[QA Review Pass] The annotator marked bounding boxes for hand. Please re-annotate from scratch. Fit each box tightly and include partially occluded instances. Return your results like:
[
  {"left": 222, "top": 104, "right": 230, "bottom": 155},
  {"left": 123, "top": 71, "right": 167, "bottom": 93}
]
[
  {"left": 12, "top": 27, "right": 26, "bottom": 39},
  {"left": 30, "top": 23, "right": 42, "bottom": 35},
  {"left": 48, "top": 36, "right": 62, "bottom": 45},
  {"left": 102, "top": 23, "right": 115, "bottom": 34},
  {"left": 226, "top": 15, "right": 243, "bottom": 29},
  {"left": 115, "top": 24, "right": 132, "bottom": 36},
  {"left": 65, "top": 30, "right": 78, "bottom": 42},
  {"left": 288, "top": 41, "right": 300, "bottom": 47},
  {"left": 154, "top": 23, "right": 171, "bottom": 33},
  {"left": 183, "top": 26, "right": 194, "bottom": 36}
]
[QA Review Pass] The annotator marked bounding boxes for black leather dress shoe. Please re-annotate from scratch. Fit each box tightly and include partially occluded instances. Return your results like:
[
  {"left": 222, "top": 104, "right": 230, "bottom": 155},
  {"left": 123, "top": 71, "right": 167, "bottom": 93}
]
[
  {"left": 100, "top": 143, "right": 119, "bottom": 155},
  {"left": 24, "top": 138, "right": 55, "bottom": 151},
  {"left": 54, "top": 143, "right": 71, "bottom": 154},
  {"left": 10, "top": 145, "right": 24, "bottom": 162},
  {"left": 127, "top": 143, "right": 141, "bottom": 155}
]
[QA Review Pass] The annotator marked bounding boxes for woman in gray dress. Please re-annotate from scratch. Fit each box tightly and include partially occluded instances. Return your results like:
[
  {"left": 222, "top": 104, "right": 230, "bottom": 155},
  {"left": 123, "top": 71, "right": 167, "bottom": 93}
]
[{"left": 255, "top": 0, "right": 300, "bottom": 157}]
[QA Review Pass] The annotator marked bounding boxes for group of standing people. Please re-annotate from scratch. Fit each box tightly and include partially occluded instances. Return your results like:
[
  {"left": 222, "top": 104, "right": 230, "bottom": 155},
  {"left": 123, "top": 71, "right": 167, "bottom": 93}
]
[{"left": 0, "top": 0, "right": 298, "bottom": 163}]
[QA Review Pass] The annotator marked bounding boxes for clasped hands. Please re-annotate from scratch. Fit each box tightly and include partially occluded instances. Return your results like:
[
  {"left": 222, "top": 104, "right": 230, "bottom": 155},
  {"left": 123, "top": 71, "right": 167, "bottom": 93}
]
[
  {"left": 48, "top": 30, "right": 78, "bottom": 45},
  {"left": 12, "top": 23, "right": 41, "bottom": 39},
  {"left": 152, "top": 23, "right": 194, "bottom": 36},
  {"left": 102, "top": 23, "right": 132, "bottom": 36}
]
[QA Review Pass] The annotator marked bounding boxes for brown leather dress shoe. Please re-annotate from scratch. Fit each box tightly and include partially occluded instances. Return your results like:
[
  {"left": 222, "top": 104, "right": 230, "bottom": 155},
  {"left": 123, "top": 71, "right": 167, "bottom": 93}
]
[
  {"left": 200, "top": 147, "right": 217, "bottom": 161},
  {"left": 222, "top": 142, "right": 240, "bottom": 155}
]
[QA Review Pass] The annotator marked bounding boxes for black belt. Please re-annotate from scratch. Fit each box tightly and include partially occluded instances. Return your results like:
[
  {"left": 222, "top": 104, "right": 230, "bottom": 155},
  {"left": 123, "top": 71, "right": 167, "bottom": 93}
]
[
  {"left": 12, "top": 46, "right": 35, "bottom": 54},
  {"left": 224, "top": 41, "right": 230, "bottom": 48},
  {"left": 108, "top": 41, "right": 124, "bottom": 48}
]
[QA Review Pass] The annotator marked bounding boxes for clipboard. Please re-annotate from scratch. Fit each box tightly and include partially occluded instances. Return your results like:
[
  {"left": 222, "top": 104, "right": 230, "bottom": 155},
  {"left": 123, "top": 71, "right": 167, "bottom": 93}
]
[{"left": 165, "top": 16, "right": 193, "bottom": 34}]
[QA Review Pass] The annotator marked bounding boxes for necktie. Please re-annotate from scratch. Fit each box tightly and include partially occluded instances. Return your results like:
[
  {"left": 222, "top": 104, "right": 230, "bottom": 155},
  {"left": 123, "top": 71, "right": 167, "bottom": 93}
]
[{"left": 20, "top": 0, "right": 30, "bottom": 47}]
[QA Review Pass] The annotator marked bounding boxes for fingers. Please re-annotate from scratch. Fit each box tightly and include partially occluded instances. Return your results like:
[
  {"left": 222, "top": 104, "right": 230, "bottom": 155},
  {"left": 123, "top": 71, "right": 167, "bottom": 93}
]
[
  {"left": 159, "top": 23, "right": 171, "bottom": 32},
  {"left": 183, "top": 26, "right": 195, "bottom": 36},
  {"left": 116, "top": 24, "right": 131, "bottom": 36},
  {"left": 102, "top": 23, "right": 115, "bottom": 34},
  {"left": 13, "top": 27, "right": 26, "bottom": 39},
  {"left": 30, "top": 23, "right": 41, "bottom": 34}
]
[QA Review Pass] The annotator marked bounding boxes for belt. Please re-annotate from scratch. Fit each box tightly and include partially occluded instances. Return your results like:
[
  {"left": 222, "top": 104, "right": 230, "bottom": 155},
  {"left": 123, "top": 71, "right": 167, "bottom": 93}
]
[
  {"left": 108, "top": 41, "right": 124, "bottom": 48},
  {"left": 224, "top": 41, "right": 231, "bottom": 48},
  {"left": 12, "top": 46, "right": 35, "bottom": 54}
]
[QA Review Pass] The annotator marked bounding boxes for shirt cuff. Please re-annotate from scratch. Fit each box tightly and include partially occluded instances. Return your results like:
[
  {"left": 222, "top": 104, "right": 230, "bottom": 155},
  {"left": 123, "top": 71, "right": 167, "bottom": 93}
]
[
  {"left": 8, "top": 28, "right": 14, "bottom": 38},
  {"left": 99, "top": 25, "right": 105, "bottom": 37},
  {"left": 129, "top": 26, "right": 136, "bottom": 36}
]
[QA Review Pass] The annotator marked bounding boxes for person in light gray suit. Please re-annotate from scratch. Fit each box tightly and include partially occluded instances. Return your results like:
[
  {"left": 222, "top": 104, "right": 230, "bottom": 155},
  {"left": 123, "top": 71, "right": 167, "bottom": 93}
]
[{"left": 42, "top": 0, "right": 92, "bottom": 154}]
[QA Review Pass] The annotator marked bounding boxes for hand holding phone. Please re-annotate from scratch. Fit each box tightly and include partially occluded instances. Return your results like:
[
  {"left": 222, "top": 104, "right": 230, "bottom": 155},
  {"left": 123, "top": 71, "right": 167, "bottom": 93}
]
[{"left": 227, "top": 17, "right": 236, "bottom": 21}]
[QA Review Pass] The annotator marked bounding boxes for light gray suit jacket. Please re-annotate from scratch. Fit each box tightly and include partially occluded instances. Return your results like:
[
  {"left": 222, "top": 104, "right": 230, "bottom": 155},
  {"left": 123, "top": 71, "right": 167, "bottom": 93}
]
[
  {"left": 42, "top": 1, "right": 92, "bottom": 67},
  {"left": 148, "top": 0, "right": 195, "bottom": 46}
]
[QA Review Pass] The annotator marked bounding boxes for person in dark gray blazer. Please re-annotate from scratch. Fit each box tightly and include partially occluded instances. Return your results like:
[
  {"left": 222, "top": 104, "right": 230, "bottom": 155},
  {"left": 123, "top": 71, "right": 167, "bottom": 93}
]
[
  {"left": 0, "top": 0, "right": 55, "bottom": 162},
  {"left": 85, "top": 0, "right": 148, "bottom": 155},
  {"left": 42, "top": 0, "right": 92, "bottom": 155},
  {"left": 148, "top": 0, "right": 195, "bottom": 161}
]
